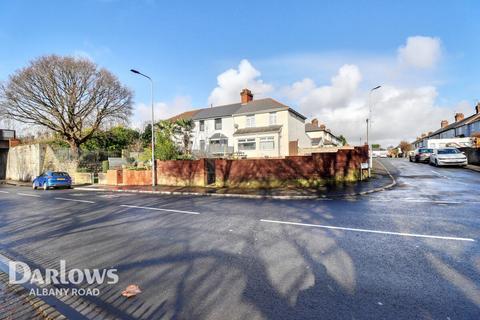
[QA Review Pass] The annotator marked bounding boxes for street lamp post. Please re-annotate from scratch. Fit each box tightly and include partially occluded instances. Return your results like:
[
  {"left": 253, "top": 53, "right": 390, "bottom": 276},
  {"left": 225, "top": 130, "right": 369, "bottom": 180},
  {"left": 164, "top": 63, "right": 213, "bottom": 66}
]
[
  {"left": 367, "top": 85, "right": 381, "bottom": 177},
  {"left": 130, "top": 69, "right": 156, "bottom": 187}
]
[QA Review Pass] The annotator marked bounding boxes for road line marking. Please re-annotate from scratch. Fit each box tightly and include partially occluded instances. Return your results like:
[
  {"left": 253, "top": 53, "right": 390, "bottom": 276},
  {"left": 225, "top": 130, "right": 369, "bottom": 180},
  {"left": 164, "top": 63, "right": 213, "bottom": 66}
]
[
  {"left": 403, "top": 199, "right": 461, "bottom": 204},
  {"left": 260, "top": 219, "right": 475, "bottom": 242},
  {"left": 0, "top": 190, "right": 9, "bottom": 193},
  {"left": 17, "top": 193, "right": 40, "bottom": 198},
  {"left": 120, "top": 204, "right": 200, "bottom": 215},
  {"left": 54, "top": 197, "right": 95, "bottom": 204},
  {"left": 368, "top": 198, "right": 464, "bottom": 204},
  {"left": 431, "top": 170, "right": 448, "bottom": 179}
]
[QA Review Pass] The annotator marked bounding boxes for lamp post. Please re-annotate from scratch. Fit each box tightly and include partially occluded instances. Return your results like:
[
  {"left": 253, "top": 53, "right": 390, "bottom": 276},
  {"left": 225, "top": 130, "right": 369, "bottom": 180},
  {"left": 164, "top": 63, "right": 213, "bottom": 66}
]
[
  {"left": 130, "top": 69, "right": 156, "bottom": 187},
  {"left": 367, "top": 85, "right": 381, "bottom": 177}
]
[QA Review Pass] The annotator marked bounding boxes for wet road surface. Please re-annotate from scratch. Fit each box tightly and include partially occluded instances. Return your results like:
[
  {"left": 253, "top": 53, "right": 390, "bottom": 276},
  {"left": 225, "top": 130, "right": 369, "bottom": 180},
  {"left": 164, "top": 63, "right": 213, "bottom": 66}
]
[{"left": 0, "top": 158, "right": 479, "bottom": 319}]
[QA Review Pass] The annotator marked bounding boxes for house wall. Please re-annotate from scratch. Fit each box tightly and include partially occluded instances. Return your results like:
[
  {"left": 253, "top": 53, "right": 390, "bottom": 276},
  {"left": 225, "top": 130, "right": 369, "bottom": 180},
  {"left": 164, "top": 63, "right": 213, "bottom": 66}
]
[
  {"left": 192, "top": 117, "right": 236, "bottom": 151},
  {"left": 233, "top": 132, "right": 281, "bottom": 158},
  {"left": 287, "top": 111, "right": 311, "bottom": 149}
]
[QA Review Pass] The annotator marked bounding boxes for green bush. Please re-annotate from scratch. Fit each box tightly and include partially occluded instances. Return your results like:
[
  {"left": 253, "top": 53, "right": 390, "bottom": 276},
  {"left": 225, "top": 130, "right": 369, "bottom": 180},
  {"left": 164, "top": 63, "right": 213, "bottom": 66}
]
[{"left": 102, "top": 160, "right": 109, "bottom": 173}]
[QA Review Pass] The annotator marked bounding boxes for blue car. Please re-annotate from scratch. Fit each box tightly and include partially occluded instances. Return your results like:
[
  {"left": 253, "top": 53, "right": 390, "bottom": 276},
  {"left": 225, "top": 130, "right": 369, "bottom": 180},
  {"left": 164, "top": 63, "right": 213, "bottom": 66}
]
[{"left": 32, "top": 171, "right": 72, "bottom": 190}]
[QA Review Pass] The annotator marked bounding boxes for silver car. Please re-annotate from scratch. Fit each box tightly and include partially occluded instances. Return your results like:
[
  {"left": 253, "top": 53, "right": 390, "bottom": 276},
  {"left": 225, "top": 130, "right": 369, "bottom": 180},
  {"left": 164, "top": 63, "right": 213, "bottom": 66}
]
[{"left": 429, "top": 148, "right": 468, "bottom": 167}]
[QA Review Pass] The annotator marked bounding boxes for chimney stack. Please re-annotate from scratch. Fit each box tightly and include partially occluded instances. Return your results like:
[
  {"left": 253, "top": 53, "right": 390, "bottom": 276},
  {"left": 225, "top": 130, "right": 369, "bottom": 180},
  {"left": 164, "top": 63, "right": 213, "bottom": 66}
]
[
  {"left": 454, "top": 113, "right": 464, "bottom": 122},
  {"left": 440, "top": 120, "right": 449, "bottom": 128},
  {"left": 476, "top": 102, "right": 480, "bottom": 114},
  {"left": 319, "top": 124, "right": 326, "bottom": 130},
  {"left": 311, "top": 118, "right": 319, "bottom": 127},
  {"left": 240, "top": 88, "right": 253, "bottom": 104}
]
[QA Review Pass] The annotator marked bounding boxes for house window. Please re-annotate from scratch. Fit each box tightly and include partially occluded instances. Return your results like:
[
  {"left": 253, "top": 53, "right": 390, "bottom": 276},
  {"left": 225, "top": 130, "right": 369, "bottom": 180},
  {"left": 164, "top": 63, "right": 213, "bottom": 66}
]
[
  {"left": 470, "top": 121, "right": 480, "bottom": 134},
  {"left": 259, "top": 136, "right": 275, "bottom": 150},
  {"left": 246, "top": 115, "right": 255, "bottom": 128},
  {"left": 238, "top": 138, "right": 256, "bottom": 150},
  {"left": 269, "top": 112, "right": 276, "bottom": 125},
  {"left": 215, "top": 118, "right": 222, "bottom": 130},
  {"left": 200, "top": 140, "right": 205, "bottom": 151}
]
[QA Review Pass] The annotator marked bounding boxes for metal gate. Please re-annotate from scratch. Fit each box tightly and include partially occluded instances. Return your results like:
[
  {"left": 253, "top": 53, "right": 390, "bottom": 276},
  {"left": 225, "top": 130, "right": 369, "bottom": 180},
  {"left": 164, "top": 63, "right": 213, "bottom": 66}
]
[
  {"left": 0, "top": 150, "right": 7, "bottom": 180},
  {"left": 206, "top": 159, "right": 216, "bottom": 185}
]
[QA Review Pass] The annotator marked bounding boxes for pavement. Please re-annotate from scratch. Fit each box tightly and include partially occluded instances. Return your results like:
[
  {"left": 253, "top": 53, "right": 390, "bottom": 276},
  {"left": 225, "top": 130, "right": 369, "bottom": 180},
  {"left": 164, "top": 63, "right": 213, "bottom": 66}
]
[
  {"left": 76, "top": 159, "right": 395, "bottom": 200},
  {"left": 0, "top": 158, "right": 479, "bottom": 319}
]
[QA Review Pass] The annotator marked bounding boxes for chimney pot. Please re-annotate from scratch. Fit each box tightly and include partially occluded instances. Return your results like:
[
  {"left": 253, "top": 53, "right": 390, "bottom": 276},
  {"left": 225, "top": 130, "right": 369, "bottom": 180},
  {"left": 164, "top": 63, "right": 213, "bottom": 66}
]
[
  {"left": 240, "top": 88, "right": 253, "bottom": 104},
  {"left": 311, "top": 118, "right": 319, "bottom": 127},
  {"left": 454, "top": 113, "right": 464, "bottom": 122},
  {"left": 440, "top": 120, "right": 449, "bottom": 128},
  {"left": 319, "top": 124, "right": 326, "bottom": 130}
]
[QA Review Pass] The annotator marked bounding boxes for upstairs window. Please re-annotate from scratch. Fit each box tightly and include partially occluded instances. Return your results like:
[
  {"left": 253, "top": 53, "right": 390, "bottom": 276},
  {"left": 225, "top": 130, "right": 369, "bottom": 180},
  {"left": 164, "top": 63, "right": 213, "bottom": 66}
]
[
  {"left": 269, "top": 112, "right": 276, "bottom": 125},
  {"left": 246, "top": 115, "right": 255, "bottom": 128},
  {"left": 215, "top": 118, "right": 222, "bottom": 130},
  {"left": 199, "top": 120, "right": 205, "bottom": 131}
]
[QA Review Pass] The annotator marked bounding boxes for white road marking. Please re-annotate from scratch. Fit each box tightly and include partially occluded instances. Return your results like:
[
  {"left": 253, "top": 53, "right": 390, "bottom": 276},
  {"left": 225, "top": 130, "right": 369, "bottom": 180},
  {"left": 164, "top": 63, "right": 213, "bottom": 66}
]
[
  {"left": 17, "top": 193, "right": 40, "bottom": 198},
  {"left": 0, "top": 190, "right": 9, "bottom": 193},
  {"left": 403, "top": 199, "right": 461, "bottom": 204},
  {"left": 368, "top": 198, "right": 468, "bottom": 204},
  {"left": 260, "top": 219, "right": 475, "bottom": 242},
  {"left": 54, "top": 197, "right": 95, "bottom": 204},
  {"left": 120, "top": 204, "right": 200, "bottom": 215},
  {"left": 431, "top": 170, "right": 448, "bottom": 179}
]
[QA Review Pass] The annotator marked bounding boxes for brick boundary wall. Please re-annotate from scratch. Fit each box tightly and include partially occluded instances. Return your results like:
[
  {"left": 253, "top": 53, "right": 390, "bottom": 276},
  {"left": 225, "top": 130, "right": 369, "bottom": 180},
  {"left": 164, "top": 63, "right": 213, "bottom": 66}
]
[
  {"left": 215, "top": 146, "right": 368, "bottom": 188},
  {"left": 156, "top": 159, "right": 206, "bottom": 186},
  {"left": 105, "top": 147, "right": 368, "bottom": 188}
]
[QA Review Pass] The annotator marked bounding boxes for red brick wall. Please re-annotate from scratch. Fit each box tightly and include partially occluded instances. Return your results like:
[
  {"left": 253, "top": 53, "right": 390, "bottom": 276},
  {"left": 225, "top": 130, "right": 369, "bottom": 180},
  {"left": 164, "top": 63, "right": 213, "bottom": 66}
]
[
  {"left": 123, "top": 169, "right": 152, "bottom": 186},
  {"left": 105, "top": 147, "right": 368, "bottom": 188},
  {"left": 106, "top": 169, "right": 123, "bottom": 185},
  {"left": 215, "top": 146, "right": 368, "bottom": 187},
  {"left": 9, "top": 139, "right": 21, "bottom": 148},
  {"left": 156, "top": 159, "right": 206, "bottom": 187}
]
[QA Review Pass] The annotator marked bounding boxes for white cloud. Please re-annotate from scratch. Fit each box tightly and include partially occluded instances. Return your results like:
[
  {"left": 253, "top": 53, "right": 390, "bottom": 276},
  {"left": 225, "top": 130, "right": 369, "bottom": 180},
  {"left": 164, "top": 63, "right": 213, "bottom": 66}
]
[
  {"left": 397, "top": 36, "right": 442, "bottom": 69},
  {"left": 292, "top": 74, "right": 470, "bottom": 147},
  {"left": 208, "top": 59, "right": 273, "bottom": 106},
  {"left": 131, "top": 96, "right": 192, "bottom": 129},
  {"left": 198, "top": 35, "right": 465, "bottom": 147},
  {"left": 292, "top": 64, "right": 362, "bottom": 116}
]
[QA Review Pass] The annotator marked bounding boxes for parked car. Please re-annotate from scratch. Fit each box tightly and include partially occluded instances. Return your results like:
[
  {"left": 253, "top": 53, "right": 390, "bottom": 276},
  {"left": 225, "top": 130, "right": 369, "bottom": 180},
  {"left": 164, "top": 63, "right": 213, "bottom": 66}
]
[
  {"left": 33, "top": 171, "right": 72, "bottom": 190},
  {"left": 429, "top": 148, "right": 468, "bottom": 167},
  {"left": 409, "top": 148, "right": 434, "bottom": 163}
]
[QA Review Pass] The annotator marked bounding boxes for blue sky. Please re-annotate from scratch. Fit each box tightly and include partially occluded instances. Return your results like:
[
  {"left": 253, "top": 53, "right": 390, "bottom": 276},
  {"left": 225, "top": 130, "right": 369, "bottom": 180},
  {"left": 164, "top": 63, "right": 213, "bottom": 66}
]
[{"left": 1, "top": 0, "right": 479, "bottom": 145}]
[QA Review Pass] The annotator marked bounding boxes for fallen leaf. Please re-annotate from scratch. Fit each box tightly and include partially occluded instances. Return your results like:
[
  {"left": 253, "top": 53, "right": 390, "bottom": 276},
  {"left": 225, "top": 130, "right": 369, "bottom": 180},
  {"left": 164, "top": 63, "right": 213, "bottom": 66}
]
[{"left": 122, "top": 284, "right": 142, "bottom": 298}]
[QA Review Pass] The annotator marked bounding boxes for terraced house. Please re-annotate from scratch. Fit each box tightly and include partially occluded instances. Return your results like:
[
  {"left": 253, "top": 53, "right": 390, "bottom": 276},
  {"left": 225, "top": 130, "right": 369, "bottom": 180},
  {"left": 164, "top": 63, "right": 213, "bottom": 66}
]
[
  {"left": 412, "top": 103, "right": 480, "bottom": 148},
  {"left": 170, "top": 89, "right": 315, "bottom": 158}
]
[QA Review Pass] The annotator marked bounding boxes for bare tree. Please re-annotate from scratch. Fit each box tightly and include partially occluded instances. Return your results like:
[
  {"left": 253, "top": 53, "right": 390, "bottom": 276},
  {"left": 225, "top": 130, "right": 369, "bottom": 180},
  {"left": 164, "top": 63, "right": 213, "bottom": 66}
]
[
  {"left": 0, "top": 55, "right": 133, "bottom": 158},
  {"left": 399, "top": 140, "right": 413, "bottom": 156}
]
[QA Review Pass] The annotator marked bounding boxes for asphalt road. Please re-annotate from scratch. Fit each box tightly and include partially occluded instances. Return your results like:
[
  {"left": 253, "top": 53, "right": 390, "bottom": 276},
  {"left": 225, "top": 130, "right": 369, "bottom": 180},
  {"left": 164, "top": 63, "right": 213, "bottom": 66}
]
[{"left": 0, "top": 158, "right": 479, "bottom": 319}]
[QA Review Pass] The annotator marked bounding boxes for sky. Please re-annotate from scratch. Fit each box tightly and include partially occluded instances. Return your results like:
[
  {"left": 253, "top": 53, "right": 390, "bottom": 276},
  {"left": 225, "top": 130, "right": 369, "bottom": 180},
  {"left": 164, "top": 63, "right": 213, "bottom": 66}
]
[{"left": 0, "top": 0, "right": 479, "bottom": 147}]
